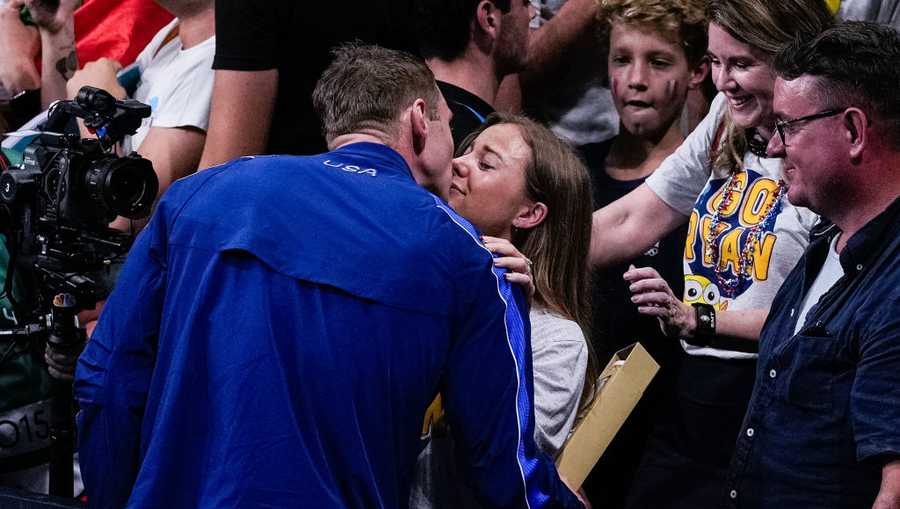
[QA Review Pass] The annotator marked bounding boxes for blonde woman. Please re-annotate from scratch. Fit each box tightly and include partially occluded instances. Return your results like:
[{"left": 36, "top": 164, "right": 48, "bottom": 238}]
[{"left": 589, "top": 0, "right": 835, "bottom": 505}]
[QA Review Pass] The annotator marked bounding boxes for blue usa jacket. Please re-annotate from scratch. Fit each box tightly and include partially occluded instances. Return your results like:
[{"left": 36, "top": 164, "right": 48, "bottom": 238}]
[{"left": 74, "top": 143, "right": 582, "bottom": 509}]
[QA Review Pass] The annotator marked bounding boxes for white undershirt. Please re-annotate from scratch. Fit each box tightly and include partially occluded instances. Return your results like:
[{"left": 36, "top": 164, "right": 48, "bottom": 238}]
[{"left": 794, "top": 235, "right": 845, "bottom": 335}]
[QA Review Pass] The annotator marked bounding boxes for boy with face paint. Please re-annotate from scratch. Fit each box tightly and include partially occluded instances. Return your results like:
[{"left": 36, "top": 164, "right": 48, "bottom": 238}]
[{"left": 583, "top": 0, "right": 708, "bottom": 505}]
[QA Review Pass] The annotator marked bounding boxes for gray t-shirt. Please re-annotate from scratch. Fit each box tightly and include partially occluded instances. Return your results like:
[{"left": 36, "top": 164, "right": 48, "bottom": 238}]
[
  {"left": 410, "top": 305, "right": 588, "bottom": 508},
  {"left": 646, "top": 93, "right": 819, "bottom": 359}
]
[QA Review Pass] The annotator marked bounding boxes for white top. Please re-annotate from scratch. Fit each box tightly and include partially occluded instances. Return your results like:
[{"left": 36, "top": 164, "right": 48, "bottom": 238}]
[
  {"left": 646, "top": 93, "right": 819, "bottom": 359},
  {"left": 123, "top": 19, "right": 216, "bottom": 153},
  {"left": 794, "top": 233, "right": 845, "bottom": 335},
  {"left": 529, "top": 305, "right": 588, "bottom": 457}
]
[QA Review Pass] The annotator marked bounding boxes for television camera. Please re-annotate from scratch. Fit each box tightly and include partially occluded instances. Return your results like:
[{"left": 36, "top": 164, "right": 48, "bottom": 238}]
[{"left": 0, "top": 86, "right": 158, "bottom": 497}]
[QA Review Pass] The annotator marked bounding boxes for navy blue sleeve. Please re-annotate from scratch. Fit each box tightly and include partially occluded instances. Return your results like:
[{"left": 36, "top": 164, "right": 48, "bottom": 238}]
[
  {"left": 73, "top": 210, "right": 168, "bottom": 508},
  {"left": 853, "top": 293, "right": 900, "bottom": 462},
  {"left": 436, "top": 209, "right": 581, "bottom": 508}
]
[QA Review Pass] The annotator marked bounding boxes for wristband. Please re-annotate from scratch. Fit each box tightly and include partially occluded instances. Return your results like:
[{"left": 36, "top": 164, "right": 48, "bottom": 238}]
[{"left": 689, "top": 303, "right": 716, "bottom": 346}]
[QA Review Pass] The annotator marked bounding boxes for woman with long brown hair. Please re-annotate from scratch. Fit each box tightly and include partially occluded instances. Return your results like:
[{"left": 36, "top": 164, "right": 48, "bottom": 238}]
[
  {"left": 411, "top": 112, "right": 597, "bottom": 508},
  {"left": 451, "top": 113, "right": 598, "bottom": 452}
]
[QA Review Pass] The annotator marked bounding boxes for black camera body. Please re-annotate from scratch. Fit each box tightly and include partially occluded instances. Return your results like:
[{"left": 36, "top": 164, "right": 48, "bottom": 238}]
[
  {"left": 0, "top": 86, "right": 159, "bottom": 310},
  {"left": 1, "top": 86, "right": 158, "bottom": 232},
  {"left": 6, "top": 135, "right": 156, "bottom": 230},
  {"left": 0, "top": 86, "right": 158, "bottom": 498}
]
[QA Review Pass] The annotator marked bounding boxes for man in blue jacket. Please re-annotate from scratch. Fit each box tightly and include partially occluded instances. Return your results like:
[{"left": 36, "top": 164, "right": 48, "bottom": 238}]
[{"left": 73, "top": 44, "right": 583, "bottom": 509}]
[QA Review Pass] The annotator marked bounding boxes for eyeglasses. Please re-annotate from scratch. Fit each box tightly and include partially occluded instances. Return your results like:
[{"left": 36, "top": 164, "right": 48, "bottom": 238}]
[{"left": 774, "top": 108, "right": 845, "bottom": 145}]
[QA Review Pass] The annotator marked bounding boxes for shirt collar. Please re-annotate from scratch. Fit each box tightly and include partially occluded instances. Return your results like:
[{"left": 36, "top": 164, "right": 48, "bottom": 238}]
[
  {"left": 330, "top": 142, "right": 414, "bottom": 180},
  {"left": 838, "top": 196, "right": 900, "bottom": 275}
]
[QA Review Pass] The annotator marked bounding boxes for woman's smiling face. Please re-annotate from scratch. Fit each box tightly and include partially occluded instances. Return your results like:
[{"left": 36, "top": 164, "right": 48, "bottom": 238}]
[
  {"left": 707, "top": 23, "right": 778, "bottom": 137},
  {"left": 448, "top": 123, "right": 533, "bottom": 239}
]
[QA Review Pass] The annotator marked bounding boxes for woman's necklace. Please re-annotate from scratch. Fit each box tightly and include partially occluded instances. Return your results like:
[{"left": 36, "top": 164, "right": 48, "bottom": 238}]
[
  {"left": 705, "top": 172, "right": 785, "bottom": 298},
  {"left": 746, "top": 128, "right": 769, "bottom": 157}
]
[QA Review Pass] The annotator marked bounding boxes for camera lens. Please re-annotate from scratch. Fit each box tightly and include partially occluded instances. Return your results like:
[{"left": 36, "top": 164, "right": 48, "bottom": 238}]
[{"left": 84, "top": 154, "right": 158, "bottom": 220}]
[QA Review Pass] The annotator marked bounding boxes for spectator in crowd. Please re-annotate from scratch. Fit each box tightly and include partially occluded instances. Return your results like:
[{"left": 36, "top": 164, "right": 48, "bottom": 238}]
[
  {"left": 583, "top": 0, "right": 707, "bottom": 505},
  {"left": 411, "top": 112, "right": 597, "bottom": 507},
  {"left": 197, "top": 1, "right": 418, "bottom": 167},
  {"left": 516, "top": 0, "right": 619, "bottom": 151},
  {"left": 414, "top": 0, "right": 531, "bottom": 149},
  {"left": 74, "top": 44, "right": 584, "bottom": 509},
  {"left": 14, "top": 0, "right": 173, "bottom": 109},
  {"left": 587, "top": 0, "right": 834, "bottom": 506},
  {"left": 0, "top": 0, "right": 212, "bottom": 493},
  {"left": 24, "top": 0, "right": 215, "bottom": 220},
  {"left": 0, "top": 0, "right": 172, "bottom": 118},
  {"left": 725, "top": 21, "right": 900, "bottom": 508}
]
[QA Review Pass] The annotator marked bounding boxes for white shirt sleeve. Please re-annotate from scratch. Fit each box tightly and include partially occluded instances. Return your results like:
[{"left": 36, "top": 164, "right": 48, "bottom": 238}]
[
  {"left": 646, "top": 93, "right": 728, "bottom": 215},
  {"left": 529, "top": 308, "right": 588, "bottom": 458}
]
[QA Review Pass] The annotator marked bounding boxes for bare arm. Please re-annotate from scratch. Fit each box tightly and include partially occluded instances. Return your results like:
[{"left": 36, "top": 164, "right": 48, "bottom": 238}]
[
  {"left": 109, "top": 126, "right": 206, "bottom": 232},
  {"left": 714, "top": 309, "right": 767, "bottom": 342},
  {"left": 526, "top": 0, "right": 597, "bottom": 80},
  {"left": 625, "top": 266, "right": 769, "bottom": 342},
  {"left": 590, "top": 183, "right": 688, "bottom": 268},
  {"left": 37, "top": 15, "right": 76, "bottom": 108},
  {"left": 497, "top": 0, "right": 601, "bottom": 109},
  {"left": 0, "top": 4, "right": 40, "bottom": 96},
  {"left": 874, "top": 460, "right": 900, "bottom": 509},
  {"left": 197, "top": 69, "right": 277, "bottom": 169},
  {"left": 138, "top": 126, "right": 206, "bottom": 194},
  {"left": 15, "top": 0, "right": 82, "bottom": 108}
]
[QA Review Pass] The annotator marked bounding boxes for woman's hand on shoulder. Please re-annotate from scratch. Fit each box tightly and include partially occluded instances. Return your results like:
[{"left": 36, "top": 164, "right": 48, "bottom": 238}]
[{"left": 482, "top": 235, "right": 535, "bottom": 299}]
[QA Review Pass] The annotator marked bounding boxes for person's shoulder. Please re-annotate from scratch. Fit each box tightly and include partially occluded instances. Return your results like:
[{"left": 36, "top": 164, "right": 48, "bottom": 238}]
[
  {"left": 422, "top": 194, "right": 493, "bottom": 259},
  {"left": 144, "top": 18, "right": 182, "bottom": 58},
  {"left": 530, "top": 306, "right": 586, "bottom": 344},
  {"left": 163, "top": 155, "right": 299, "bottom": 204}
]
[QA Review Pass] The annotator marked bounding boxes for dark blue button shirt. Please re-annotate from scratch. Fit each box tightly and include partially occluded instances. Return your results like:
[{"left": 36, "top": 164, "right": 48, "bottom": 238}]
[{"left": 726, "top": 198, "right": 900, "bottom": 508}]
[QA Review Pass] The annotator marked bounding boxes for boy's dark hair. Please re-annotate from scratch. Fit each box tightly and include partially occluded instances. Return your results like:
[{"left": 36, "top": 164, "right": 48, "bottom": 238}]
[
  {"left": 414, "top": 0, "right": 512, "bottom": 61},
  {"left": 598, "top": 0, "right": 708, "bottom": 68},
  {"left": 774, "top": 21, "right": 900, "bottom": 147},
  {"left": 312, "top": 44, "right": 441, "bottom": 144}
]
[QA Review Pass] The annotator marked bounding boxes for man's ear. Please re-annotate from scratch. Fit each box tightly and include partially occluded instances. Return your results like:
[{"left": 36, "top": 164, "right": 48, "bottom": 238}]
[
  {"left": 474, "top": 0, "right": 501, "bottom": 40},
  {"left": 688, "top": 58, "right": 710, "bottom": 90},
  {"left": 512, "top": 201, "right": 548, "bottom": 230},
  {"left": 410, "top": 98, "right": 429, "bottom": 154},
  {"left": 843, "top": 107, "right": 868, "bottom": 161}
]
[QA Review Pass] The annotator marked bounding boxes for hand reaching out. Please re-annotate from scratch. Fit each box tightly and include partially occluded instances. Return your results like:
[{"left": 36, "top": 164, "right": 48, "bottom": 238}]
[{"left": 624, "top": 264, "right": 696, "bottom": 339}]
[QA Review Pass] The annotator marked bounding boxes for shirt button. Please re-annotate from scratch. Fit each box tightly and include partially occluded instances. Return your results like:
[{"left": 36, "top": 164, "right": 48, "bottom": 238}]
[
  {"left": 790, "top": 308, "right": 795, "bottom": 318},
  {"left": 769, "top": 369, "right": 777, "bottom": 379},
  {"left": 730, "top": 489, "right": 738, "bottom": 499},
  {"left": 746, "top": 428, "right": 755, "bottom": 437},
  {"left": 857, "top": 264, "right": 863, "bottom": 271}
]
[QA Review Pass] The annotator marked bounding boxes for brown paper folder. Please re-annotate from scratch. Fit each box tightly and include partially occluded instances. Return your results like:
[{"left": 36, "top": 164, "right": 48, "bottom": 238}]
[{"left": 555, "top": 342, "right": 660, "bottom": 488}]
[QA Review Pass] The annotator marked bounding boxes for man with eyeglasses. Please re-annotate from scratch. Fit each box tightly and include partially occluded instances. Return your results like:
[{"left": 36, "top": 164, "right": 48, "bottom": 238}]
[{"left": 723, "top": 21, "right": 900, "bottom": 509}]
